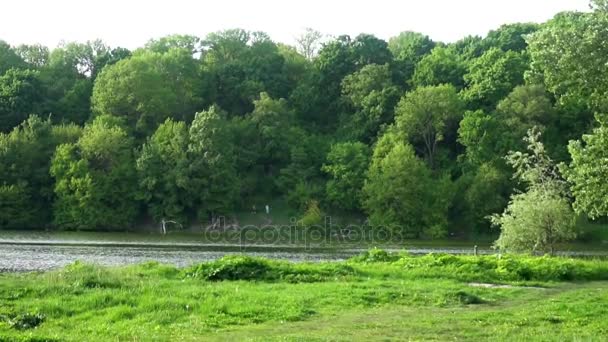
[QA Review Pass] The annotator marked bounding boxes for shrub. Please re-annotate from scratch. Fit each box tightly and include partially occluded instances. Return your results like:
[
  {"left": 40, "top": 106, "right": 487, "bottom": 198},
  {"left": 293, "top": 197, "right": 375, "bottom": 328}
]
[
  {"left": 350, "top": 247, "right": 401, "bottom": 263},
  {"left": 183, "top": 255, "right": 356, "bottom": 282}
]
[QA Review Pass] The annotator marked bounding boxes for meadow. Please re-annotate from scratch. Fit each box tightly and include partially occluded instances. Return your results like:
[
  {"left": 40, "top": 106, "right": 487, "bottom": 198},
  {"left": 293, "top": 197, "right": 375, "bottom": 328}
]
[{"left": 1, "top": 250, "right": 607, "bottom": 341}]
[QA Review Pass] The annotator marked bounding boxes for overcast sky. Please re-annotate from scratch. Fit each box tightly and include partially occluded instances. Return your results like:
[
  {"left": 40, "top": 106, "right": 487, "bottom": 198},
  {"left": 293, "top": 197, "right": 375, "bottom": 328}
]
[{"left": 1, "top": 0, "right": 590, "bottom": 49}]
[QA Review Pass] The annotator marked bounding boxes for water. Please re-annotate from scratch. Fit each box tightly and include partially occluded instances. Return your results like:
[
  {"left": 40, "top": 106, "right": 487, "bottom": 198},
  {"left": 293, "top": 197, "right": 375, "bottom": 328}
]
[
  {"left": 0, "top": 244, "right": 355, "bottom": 272},
  {"left": 1, "top": 231, "right": 606, "bottom": 272}
]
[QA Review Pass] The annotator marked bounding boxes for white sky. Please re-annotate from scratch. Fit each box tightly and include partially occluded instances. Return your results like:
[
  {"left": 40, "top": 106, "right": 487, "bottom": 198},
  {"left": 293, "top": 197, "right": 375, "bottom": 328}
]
[{"left": 2, "top": 0, "right": 590, "bottom": 49}]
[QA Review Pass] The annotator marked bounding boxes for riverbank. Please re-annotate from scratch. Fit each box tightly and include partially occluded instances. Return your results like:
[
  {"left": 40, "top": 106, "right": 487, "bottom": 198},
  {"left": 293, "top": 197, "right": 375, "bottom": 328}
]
[{"left": 1, "top": 252, "right": 608, "bottom": 341}]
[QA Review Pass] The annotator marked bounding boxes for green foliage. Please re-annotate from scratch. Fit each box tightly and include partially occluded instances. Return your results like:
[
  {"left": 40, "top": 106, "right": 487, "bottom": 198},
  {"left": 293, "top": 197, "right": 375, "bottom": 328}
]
[
  {"left": 136, "top": 119, "right": 191, "bottom": 223},
  {"left": 322, "top": 141, "right": 370, "bottom": 211},
  {"left": 363, "top": 134, "right": 451, "bottom": 238},
  {"left": 0, "top": 116, "right": 71, "bottom": 229},
  {"left": 491, "top": 189, "right": 576, "bottom": 253},
  {"left": 203, "top": 29, "right": 290, "bottom": 116},
  {"left": 340, "top": 63, "right": 400, "bottom": 141},
  {"left": 462, "top": 48, "right": 529, "bottom": 110},
  {"left": 350, "top": 247, "right": 401, "bottom": 263},
  {"left": 188, "top": 105, "right": 238, "bottom": 219},
  {"left": 565, "top": 114, "right": 608, "bottom": 218},
  {"left": 491, "top": 129, "right": 575, "bottom": 253},
  {"left": 482, "top": 23, "right": 538, "bottom": 52},
  {"left": 92, "top": 49, "right": 204, "bottom": 135},
  {"left": 50, "top": 117, "right": 138, "bottom": 230},
  {"left": 388, "top": 31, "right": 435, "bottom": 87},
  {"left": 0, "top": 68, "right": 43, "bottom": 132},
  {"left": 458, "top": 85, "right": 557, "bottom": 167},
  {"left": 395, "top": 84, "right": 464, "bottom": 169},
  {"left": 527, "top": 10, "right": 608, "bottom": 114},
  {"left": 183, "top": 255, "right": 355, "bottom": 282},
  {"left": 0, "top": 183, "right": 33, "bottom": 229},
  {"left": 1, "top": 18, "right": 608, "bottom": 239},
  {"left": 298, "top": 200, "right": 324, "bottom": 227},
  {"left": 0, "top": 40, "right": 25, "bottom": 74},
  {"left": 412, "top": 47, "right": 467, "bottom": 89}
]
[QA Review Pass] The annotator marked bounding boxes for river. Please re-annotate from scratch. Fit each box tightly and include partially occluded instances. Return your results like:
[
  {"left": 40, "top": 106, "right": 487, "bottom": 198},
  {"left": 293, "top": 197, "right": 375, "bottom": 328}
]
[{"left": 0, "top": 231, "right": 606, "bottom": 272}]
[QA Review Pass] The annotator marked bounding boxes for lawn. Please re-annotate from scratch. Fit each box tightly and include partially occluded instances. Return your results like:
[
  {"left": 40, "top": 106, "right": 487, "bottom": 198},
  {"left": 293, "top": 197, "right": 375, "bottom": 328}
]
[{"left": 1, "top": 251, "right": 607, "bottom": 341}]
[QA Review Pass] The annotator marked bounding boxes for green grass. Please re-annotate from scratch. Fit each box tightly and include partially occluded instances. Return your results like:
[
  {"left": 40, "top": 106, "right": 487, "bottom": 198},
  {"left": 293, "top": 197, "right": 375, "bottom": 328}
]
[{"left": 1, "top": 252, "right": 608, "bottom": 341}]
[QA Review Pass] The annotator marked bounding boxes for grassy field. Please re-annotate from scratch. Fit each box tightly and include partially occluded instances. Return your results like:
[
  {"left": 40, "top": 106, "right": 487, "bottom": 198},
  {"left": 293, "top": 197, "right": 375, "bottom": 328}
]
[{"left": 1, "top": 250, "right": 608, "bottom": 341}]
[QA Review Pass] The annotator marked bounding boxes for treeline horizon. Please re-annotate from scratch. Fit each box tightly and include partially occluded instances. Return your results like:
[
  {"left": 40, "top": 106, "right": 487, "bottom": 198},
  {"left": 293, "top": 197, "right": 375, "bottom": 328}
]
[{"left": 2, "top": 1, "right": 608, "bottom": 240}]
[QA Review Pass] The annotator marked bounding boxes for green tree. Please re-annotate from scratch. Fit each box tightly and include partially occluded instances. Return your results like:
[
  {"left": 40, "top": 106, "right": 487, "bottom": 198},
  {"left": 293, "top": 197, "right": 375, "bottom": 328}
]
[
  {"left": 0, "top": 116, "right": 76, "bottom": 229},
  {"left": 491, "top": 128, "right": 575, "bottom": 253},
  {"left": 50, "top": 116, "right": 137, "bottom": 230},
  {"left": 388, "top": 31, "right": 435, "bottom": 87},
  {"left": 0, "top": 40, "right": 25, "bottom": 74},
  {"left": 458, "top": 85, "right": 557, "bottom": 166},
  {"left": 0, "top": 68, "right": 43, "bottom": 132},
  {"left": 363, "top": 133, "right": 450, "bottom": 238},
  {"left": 482, "top": 23, "right": 538, "bottom": 52},
  {"left": 462, "top": 48, "right": 529, "bottom": 110},
  {"left": 15, "top": 44, "right": 49, "bottom": 68},
  {"left": 278, "top": 130, "right": 328, "bottom": 210},
  {"left": 395, "top": 84, "right": 464, "bottom": 169},
  {"left": 322, "top": 142, "right": 370, "bottom": 211},
  {"left": 564, "top": 114, "right": 608, "bottom": 219},
  {"left": 340, "top": 63, "right": 400, "bottom": 142},
  {"left": 202, "top": 29, "right": 289, "bottom": 116},
  {"left": 92, "top": 49, "right": 204, "bottom": 135},
  {"left": 146, "top": 34, "right": 202, "bottom": 54},
  {"left": 0, "top": 183, "right": 33, "bottom": 229},
  {"left": 491, "top": 188, "right": 575, "bottom": 254},
  {"left": 188, "top": 106, "right": 238, "bottom": 220},
  {"left": 412, "top": 46, "right": 466, "bottom": 89},
  {"left": 527, "top": 11, "right": 605, "bottom": 121},
  {"left": 249, "top": 93, "right": 293, "bottom": 185},
  {"left": 137, "top": 119, "right": 191, "bottom": 224}
]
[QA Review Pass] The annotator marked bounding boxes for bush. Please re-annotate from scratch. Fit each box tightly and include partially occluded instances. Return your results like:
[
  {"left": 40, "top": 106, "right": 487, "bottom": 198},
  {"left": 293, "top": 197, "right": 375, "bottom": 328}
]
[
  {"left": 183, "top": 255, "right": 356, "bottom": 282},
  {"left": 350, "top": 247, "right": 401, "bottom": 263}
]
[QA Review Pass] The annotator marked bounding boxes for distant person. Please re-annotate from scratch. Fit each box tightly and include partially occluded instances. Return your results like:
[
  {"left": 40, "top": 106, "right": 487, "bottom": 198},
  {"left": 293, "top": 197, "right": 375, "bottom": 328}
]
[
  {"left": 252, "top": 204, "right": 257, "bottom": 214},
  {"left": 265, "top": 204, "right": 270, "bottom": 214}
]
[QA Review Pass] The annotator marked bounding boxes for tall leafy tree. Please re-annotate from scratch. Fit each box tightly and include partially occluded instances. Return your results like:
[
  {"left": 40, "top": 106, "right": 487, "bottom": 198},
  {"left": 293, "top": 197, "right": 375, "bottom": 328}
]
[
  {"left": 0, "top": 68, "right": 43, "bottom": 132},
  {"left": 322, "top": 142, "right": 370, "bottom": 211},
  {"left": 412, "top": 46, "right": 467, "bottom": 89},
  {"left": 0, "top": 40, "right": 25, "bottom": 74},
  {"left": 0, "top": 116, "right": 79, "bottom": 229},
  {"left": 388, "top": 31, "right": 435, "bottom": 86},
  {"left": 340, "top": 63, "right": 400, "bottom": 142},
  {"left": 564, "top": 114, "right": 608, "bottom": 219},
  {"left": 188, "top": 106, "right": 238, "bottom": 220},
  {"left": 92, "top": 49, "right": 204, "bottom": 135},
  {"left": 363, "top": 132, "right": 450, "bottom": 238},
  {"left": 482, "top": 23, "right": 539, "bottom": 52},
  {"left": 395, "top": 84, "right": 464, "bottom": 169},
  {"left": 491, "top": 128, "right": 575, "bottom": 253},
  {"left": 50, "top": 116, "right": 137, "bottom": 230},
  {"left": 137, "top": 119, "right": 191, "bottom": 224},
  {"left": 462, "top": 48, "right": 529, "bottom": 110}
]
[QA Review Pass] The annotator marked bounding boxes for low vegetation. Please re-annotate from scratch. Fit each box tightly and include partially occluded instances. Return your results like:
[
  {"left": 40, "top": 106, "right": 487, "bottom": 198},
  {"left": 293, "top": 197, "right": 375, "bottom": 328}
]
[{"left": 1, "top": 251, "right": 607, "bottom": 341}]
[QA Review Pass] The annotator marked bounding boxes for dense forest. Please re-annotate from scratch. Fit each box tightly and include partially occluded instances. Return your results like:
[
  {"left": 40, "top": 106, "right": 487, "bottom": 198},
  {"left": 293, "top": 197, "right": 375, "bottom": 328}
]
[{"left": 2, "top": 2, "right": 608, "bottom": 245}]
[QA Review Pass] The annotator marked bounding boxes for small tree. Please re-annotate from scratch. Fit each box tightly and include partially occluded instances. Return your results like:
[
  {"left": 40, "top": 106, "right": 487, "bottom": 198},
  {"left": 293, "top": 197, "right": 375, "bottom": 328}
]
[
  {"left": 298, "top": 200, "right": 324, "bottom": 227},
  {"left": 490, "top": 127, "right": 575, "bottom": 254}
]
